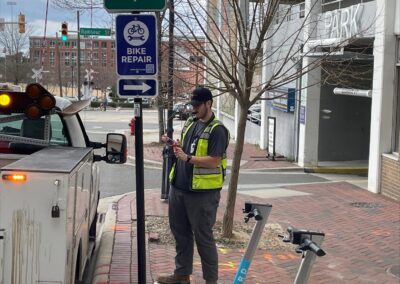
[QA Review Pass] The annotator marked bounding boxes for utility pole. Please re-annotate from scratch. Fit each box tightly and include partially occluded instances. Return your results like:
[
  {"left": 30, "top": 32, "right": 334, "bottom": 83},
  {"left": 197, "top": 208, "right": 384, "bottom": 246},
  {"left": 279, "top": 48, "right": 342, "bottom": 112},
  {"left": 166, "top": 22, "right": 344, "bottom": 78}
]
[
  {"left": 71, "top": 65, "right": 74, "bottom": 97},
  {"left": 56, "top": 32, "right": 63, "bottom": 97},
  {"left": 161, "top": 0, "right": 175, "bottom": 200},
  {"left": 167, "top": 0, "right": 174, "bottom": 140},
  {"left": 77, "top": 11, "right": 82, "bottom": 100}
]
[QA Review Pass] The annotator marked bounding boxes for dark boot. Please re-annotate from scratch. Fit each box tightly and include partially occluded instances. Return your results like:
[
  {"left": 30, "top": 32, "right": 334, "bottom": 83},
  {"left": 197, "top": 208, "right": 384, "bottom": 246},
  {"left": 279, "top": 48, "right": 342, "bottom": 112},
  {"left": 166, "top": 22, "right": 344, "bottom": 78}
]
[{"left": 156, "top": 273, "right": 190, "bottom": 284}]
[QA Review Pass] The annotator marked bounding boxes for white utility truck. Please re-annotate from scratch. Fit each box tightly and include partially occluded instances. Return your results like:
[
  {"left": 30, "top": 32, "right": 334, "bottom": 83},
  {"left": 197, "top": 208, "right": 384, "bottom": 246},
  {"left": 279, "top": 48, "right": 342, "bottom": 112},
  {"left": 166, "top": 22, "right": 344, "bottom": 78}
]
[{"left": 0, "top": 84, "right": 127, "bottom": 284}]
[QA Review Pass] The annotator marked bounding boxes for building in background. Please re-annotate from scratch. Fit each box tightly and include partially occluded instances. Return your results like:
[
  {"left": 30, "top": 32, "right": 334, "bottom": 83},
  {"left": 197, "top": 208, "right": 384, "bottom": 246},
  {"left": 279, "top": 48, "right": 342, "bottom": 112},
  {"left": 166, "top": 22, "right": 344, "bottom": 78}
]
[
  {"left": 29, "top": 35, "right": 204, "bottom": 101},
  {"left": 29, "top": 35, "right": 116, "bottom": 97},
  {"left": 206, "top": 0, "right": 399, "bottom": 200}
]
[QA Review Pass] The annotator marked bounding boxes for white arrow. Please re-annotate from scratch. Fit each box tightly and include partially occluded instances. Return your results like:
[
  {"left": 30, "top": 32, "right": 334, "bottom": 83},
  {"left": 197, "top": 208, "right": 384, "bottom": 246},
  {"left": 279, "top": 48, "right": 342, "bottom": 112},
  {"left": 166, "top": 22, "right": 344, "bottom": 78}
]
[{"left": 123, "top": 82, "right": 152, "bottom": 93}]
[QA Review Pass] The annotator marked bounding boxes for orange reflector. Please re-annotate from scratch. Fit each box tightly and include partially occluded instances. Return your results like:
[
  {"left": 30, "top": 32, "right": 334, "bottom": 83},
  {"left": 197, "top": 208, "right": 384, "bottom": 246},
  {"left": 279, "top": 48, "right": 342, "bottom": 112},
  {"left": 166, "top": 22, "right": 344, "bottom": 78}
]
[
  {"left": 39, "top": 94, "right": 56, "bottom": 110},
  {"left": 0, "top": 94, "right": 11, "bottom": 106},
  {"left": 26, "top": 84, "right": 41, "bottom": 99},
  {"left": 2, "top": 174, "right": 27, "bottom": 182},
  {"left": 25, "top": 104, "right": 42, "bottom": 119}
]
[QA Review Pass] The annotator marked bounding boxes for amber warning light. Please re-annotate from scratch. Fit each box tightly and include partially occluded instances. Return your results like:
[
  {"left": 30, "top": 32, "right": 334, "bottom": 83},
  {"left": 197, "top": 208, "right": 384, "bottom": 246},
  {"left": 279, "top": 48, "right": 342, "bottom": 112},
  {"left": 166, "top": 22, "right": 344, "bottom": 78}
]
[
  {"left": 2, "top": 174, "right": 27, "bottom": 182},
  {"left": 0, "top": 94, "right": 11, "bottom": 107}
]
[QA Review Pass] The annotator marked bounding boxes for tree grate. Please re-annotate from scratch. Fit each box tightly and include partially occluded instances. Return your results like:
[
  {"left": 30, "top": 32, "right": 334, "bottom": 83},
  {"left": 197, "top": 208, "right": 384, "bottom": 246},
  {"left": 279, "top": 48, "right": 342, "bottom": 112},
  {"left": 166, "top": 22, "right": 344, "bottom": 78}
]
[{"left": 349, "top": 202, "right": 384, "bottom": 209}]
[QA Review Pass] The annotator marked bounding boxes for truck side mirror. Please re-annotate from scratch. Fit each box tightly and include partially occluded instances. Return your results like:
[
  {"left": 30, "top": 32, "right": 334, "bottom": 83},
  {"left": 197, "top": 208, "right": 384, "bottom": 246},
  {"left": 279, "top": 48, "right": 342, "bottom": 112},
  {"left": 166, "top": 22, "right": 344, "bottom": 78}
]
[{"left": 105, "top": 133, "right": 127, "bottom": 164}]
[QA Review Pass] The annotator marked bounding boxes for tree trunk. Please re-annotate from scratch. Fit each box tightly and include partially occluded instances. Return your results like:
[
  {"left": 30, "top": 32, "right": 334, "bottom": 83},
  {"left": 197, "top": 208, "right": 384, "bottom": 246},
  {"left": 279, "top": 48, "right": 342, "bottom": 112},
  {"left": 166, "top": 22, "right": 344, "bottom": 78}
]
[
  {"left": 222, "top": 106, "right": 248, "bottom": 238},
  {"left": 158, "top": 97, "right": 165, "bottom": 142}
]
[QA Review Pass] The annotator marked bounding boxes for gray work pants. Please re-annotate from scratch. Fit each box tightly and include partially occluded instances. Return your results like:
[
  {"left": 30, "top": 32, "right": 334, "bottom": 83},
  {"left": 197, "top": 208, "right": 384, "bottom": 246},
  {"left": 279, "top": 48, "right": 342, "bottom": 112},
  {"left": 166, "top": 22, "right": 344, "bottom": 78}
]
[{"left": 169, "top": 187, "right": 220, "bottom": 282}]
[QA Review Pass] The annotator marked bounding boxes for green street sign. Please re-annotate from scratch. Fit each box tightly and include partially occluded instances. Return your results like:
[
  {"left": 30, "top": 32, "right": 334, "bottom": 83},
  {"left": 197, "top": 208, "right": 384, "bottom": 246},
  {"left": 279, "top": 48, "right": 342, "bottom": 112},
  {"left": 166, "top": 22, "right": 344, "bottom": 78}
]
[
  {"left": 80, "top": 28, "right": 111, "bottom": 36},
  {"left": 104, "top": 0, "right": 167, "bottom": 12}
]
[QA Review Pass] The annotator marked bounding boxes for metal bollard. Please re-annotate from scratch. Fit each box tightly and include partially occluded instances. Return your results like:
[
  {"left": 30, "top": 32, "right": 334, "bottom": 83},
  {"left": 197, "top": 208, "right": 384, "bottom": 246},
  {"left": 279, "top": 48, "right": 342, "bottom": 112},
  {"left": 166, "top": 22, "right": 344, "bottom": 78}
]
[{"left": 161, "top": 144, "right": 174, "bottom": 200}]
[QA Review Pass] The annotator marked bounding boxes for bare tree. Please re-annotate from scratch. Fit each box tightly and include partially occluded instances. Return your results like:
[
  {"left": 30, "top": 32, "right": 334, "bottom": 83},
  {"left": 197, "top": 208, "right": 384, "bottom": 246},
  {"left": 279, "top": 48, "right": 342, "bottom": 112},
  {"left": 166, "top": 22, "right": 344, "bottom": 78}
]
[
  {"left": 0, "top": 23, "right": 34, "bottom": 84},
  {"left": 171, "top": 0, "right": 373, "bottom": 237}
]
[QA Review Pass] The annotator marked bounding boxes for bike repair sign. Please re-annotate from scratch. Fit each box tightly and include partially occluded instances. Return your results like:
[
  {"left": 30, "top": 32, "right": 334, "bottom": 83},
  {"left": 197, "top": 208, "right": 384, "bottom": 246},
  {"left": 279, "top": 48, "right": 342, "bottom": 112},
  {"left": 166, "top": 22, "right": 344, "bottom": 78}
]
[{"left": 116, "top": 14, "right": 157, "bottom": 76}]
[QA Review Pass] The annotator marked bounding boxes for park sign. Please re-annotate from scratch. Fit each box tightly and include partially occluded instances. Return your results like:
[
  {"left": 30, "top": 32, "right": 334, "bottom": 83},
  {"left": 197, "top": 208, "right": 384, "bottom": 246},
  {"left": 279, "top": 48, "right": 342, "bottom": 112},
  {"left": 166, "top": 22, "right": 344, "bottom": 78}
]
[
  {"left": 80, "top": 28, "right": 111, "bottom": 36},
  {"left": 104, "top": 0, "right": 167, "bottom": 12}
]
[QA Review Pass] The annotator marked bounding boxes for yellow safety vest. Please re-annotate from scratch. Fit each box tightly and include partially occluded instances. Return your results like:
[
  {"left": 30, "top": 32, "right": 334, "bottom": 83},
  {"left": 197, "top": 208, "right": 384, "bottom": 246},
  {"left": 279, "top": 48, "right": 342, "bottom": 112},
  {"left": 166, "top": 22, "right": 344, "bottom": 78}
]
[{"left": 169, "top": 116, "right": 229, "bottom": 191}]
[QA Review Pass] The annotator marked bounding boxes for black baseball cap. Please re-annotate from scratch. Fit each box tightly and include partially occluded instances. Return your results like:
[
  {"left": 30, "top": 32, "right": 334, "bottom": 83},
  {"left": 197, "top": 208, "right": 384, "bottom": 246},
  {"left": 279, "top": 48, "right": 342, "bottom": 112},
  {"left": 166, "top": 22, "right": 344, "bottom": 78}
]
[{"left": 189, "top": 87, "right": 213, "bottom": 106}]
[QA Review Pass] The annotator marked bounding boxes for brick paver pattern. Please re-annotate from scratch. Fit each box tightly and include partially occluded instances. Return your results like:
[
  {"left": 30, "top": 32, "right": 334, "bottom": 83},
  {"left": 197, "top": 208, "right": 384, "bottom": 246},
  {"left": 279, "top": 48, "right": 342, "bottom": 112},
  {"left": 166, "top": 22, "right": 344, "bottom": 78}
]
[{"left": 107, "top": 182, "right": 399, "bottom": 284}]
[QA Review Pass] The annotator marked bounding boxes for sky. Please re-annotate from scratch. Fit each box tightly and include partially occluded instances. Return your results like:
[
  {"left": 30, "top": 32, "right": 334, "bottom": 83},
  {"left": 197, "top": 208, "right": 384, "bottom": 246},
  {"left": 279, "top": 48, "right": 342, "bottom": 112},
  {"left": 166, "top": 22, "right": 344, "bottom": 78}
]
[{"left": 0, "top": 0, "right": 112, "bottom": 38}]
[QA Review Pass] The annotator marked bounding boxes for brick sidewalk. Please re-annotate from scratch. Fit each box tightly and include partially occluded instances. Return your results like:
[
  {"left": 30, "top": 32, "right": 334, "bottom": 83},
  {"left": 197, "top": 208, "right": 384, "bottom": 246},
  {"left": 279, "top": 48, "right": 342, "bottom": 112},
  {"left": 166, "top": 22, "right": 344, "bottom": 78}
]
[{"left": 102, "top": 182, "right": 400, "bottom": 283}]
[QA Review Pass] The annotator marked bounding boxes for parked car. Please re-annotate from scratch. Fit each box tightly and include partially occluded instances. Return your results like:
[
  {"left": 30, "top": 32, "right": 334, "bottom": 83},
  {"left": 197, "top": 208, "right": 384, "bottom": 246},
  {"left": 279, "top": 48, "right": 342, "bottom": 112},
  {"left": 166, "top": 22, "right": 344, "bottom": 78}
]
[
  {"left": 173, "top": 102, "right": 193, "bottom": 120},
  {"left": 248, "top": 104, "right": 261, "bottom": 125},
  {"left": 127, "top": 98, "right": 153, "bottom": 108}
]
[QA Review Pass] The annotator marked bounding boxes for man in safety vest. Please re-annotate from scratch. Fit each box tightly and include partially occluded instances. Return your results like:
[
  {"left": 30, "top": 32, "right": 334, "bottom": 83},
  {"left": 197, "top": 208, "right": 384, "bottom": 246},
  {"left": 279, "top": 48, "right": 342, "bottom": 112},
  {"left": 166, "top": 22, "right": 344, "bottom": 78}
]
[{"left": 157, "top": 87, "right": 230, "bottom": 284}]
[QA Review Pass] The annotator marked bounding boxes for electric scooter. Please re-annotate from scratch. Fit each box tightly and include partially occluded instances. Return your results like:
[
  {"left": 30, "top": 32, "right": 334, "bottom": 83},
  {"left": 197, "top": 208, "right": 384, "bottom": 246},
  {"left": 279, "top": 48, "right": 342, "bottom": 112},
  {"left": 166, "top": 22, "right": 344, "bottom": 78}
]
[
  {"left": 233, "top": 202, "right": 326, "bottom": 284},
  {"left": 233, "top": 202, "right": 272, "bottom": 283}
]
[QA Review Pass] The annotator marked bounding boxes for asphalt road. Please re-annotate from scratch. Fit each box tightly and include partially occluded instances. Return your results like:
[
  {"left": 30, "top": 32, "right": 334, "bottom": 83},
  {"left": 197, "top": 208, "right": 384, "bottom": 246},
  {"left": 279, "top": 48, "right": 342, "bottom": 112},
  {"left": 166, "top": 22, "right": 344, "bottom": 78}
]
[{"left": 81, "top": 109, "right": 330, "bottom": 198}]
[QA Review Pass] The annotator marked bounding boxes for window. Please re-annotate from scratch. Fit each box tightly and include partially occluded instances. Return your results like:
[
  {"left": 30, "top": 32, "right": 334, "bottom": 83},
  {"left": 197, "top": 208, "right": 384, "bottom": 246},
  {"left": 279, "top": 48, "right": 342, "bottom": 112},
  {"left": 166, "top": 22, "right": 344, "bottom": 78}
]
[
  {"left": 72, "top": 41, "right": 77, "bottom": 49},
  {"left": 101, "top": 42, "right": 107, "bottom": 49},
  {"left": 64, "top": 41, "right": 70, "bottom": 48},
  {"left": 111, "top": 42, "right": 115, "bottom": 49},
  {"left": 93, "top": 41, "right": 99, "bottom": 48},
  {"left": 102, "top": 52, "right": 107, "bottom": 66},
  {"left": 71, "top": 52, "right": 77, "bottom": 65},
  {"left": 0, "top": 114, "right": 69, "bottom": 155},
  {"left": 33, "top": 50, "right": 40, "bottom": 59},
  {"left": 86, "top": 41, "right": 92, "bottom": 49},
  {"left": 81, "top": 52, "right": 86, "bottom": 63},
  {"left": 64, "top": 52, "right": 70, "bottom": 66},
  {"left": 50, "top": 114, "right": 69, "bottom": 146},
  {"left": 49, "top": 40, "right": 56, "bottom": 48},
  {"left": 33, "top": 39, "right": 41, "bottom": 48},
  {"left": 93, "top": 52, "right": 99, "bottom": 66}
]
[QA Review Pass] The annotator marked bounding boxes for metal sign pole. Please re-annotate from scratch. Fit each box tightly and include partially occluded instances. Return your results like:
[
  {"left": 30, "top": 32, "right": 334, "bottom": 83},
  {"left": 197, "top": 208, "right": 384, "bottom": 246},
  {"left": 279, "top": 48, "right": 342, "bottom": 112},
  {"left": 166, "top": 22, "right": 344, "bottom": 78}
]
[{"left": 134, "top": 98, "right": 146, "bottom": 283}]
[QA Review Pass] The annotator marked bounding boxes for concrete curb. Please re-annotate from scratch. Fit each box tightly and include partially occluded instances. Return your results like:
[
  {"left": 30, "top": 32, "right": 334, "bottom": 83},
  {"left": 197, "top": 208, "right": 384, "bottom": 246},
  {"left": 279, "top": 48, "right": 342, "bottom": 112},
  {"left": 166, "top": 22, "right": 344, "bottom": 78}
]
[
  {"left": 304, "top": 167, "right": 368, "bottom": 175},
  {"left": 92, "top": 195, "right": 124, "bottom": 284},
  {"left": 239, "top": 166, "right": 303, "bottom": 172}
]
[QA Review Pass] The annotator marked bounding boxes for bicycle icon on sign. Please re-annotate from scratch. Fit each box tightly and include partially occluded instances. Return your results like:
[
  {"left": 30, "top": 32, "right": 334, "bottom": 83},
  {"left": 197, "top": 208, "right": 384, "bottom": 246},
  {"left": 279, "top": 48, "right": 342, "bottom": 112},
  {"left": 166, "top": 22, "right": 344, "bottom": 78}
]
[
  {"left": 124, "top": 20, "right": 149, "bottom": 46},
  {"left": 128, "top": 24, "right": 145, "bottom": 41}
]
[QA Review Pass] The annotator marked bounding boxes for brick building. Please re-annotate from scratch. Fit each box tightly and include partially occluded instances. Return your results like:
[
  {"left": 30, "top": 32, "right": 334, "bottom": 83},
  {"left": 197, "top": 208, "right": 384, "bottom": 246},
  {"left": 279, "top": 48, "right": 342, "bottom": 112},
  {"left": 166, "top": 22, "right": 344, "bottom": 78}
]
[
  {"left": 29, "top": 36, "right": 116, "bottom": 96},
  {"left": 29, "top": 36, "right": 204, "bottom": 100}
]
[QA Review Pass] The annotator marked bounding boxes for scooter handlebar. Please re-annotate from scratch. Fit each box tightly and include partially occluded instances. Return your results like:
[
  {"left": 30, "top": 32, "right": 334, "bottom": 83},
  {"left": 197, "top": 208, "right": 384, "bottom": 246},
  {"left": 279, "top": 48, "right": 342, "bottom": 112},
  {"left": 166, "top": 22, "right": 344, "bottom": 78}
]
[{"left": 302, "top": 238, "right": 326, "bottom": 257}]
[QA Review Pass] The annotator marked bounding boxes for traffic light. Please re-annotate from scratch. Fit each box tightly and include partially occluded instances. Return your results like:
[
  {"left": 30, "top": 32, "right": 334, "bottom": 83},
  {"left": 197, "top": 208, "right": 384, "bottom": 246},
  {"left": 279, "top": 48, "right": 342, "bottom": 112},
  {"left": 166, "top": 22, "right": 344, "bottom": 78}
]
[
  {"left": 18, "top": 13, "right": 25, "bottom": 33},
  {"left": 0, "top": 83, "right": 56, "bottom": 120},
  {"left": 61, "top": 22, "right": 68, "bottom": 41}
]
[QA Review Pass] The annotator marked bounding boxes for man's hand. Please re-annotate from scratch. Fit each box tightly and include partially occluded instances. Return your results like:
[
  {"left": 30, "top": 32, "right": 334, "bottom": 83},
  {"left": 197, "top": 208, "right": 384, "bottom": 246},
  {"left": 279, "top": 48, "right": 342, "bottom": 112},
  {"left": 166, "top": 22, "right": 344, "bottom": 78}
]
[
  {"left": 160, "top": 135, "right": 168, "bottom": 143},
  {"left": 173, "top": 145, "right": 188, "bottom": 162}
]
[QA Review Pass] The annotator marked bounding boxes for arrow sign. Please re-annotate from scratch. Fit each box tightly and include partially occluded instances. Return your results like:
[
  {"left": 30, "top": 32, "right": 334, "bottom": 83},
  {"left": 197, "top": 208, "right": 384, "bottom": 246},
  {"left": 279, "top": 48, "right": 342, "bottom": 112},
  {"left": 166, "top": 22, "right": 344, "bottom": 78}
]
[
  {"left": 123, "top": 82, "right": 152, "bottom": 93},
  {"left": 118, "top": 78, "right": 158, "bottom": 97}
]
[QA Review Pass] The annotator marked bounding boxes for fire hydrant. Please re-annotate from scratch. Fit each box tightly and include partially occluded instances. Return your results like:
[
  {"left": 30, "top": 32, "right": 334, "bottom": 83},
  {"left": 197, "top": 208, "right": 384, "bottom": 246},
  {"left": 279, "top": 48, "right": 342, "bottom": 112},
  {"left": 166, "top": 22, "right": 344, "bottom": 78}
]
[{"left": 128, "top": 118, "right": 135, "bottom": 136}]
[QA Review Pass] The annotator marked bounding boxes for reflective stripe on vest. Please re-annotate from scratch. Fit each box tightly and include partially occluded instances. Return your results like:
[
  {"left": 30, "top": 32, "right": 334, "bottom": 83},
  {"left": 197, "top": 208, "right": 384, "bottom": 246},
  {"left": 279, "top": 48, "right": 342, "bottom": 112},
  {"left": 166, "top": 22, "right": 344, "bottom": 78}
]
[{"left": 169, "top": 116, "right": 229, "bottom": 191}]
